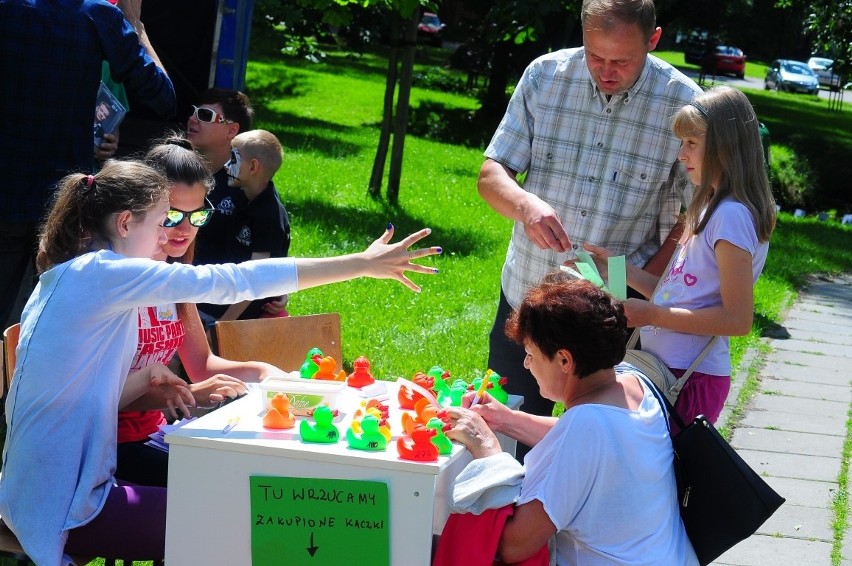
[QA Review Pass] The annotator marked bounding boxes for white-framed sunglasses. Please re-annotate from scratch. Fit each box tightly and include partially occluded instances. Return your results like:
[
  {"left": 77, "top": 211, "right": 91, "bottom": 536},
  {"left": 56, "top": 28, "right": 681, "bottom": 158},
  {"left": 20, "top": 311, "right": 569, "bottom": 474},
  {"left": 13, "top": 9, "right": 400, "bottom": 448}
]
[{"left": 190, "top": 105, "right": 233, "bottom": 124}]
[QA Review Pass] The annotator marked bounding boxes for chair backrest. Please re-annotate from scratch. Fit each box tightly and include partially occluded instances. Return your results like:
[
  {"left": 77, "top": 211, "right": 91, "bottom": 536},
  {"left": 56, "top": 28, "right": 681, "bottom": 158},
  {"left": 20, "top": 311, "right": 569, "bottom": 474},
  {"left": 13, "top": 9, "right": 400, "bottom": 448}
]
[
  {"left": 214, "top": 313, "right": 342, "bottom": 373},
  {"left": 3, "top": 323, "right": 20, "bottom": 394}
]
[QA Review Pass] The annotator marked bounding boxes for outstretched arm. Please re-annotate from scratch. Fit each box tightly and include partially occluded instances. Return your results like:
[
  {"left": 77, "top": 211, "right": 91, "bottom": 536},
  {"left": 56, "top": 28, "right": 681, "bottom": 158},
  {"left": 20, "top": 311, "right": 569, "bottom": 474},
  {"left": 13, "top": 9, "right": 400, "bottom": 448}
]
[{"left": 293, "top": 225, "right": 441, "bottom": 293}]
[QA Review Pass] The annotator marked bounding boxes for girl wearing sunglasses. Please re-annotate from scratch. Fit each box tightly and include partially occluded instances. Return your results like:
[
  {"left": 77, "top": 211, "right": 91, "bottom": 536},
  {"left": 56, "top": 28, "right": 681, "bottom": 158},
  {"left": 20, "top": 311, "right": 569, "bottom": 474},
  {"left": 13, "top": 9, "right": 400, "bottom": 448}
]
[
  {"left": 113, "top": 137, "right": 287, "bottom": 489},
  {"left": 0, "top": 158, "right": 440, "bottom": 563}
]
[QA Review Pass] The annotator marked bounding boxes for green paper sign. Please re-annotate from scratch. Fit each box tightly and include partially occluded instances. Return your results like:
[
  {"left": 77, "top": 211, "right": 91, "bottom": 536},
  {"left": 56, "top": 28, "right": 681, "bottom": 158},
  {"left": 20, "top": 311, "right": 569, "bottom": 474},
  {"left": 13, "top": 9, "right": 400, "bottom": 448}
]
[{"left": 250, "top": 476, "right": 389, "bottom": 566}]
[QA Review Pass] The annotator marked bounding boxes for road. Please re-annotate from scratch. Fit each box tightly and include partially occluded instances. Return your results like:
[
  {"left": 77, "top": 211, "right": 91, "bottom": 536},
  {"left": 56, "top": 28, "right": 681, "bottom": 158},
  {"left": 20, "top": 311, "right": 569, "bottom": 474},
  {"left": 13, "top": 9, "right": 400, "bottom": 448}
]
[{"left": 679, "top": 68, "right": 848, "bottom": 102}]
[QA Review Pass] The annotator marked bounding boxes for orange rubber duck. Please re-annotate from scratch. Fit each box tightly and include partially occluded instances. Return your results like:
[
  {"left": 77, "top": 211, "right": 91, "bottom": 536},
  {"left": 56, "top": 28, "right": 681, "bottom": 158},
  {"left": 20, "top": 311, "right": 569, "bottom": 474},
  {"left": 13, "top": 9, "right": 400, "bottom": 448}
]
[
  {"left": 398, "top": 371, "right": 436, "bottom": 409},
  {"left": 401, "top": 397, "right": 441, "bottom": 435},
  {"left": 263, "top": 393, "right": 296, "bottom": 429},
  {"left": 346, "top": 355, "right": 375, "bottom": 388},
  {"left": 312, "top": 356, "right": 346, "bottom": 381}
]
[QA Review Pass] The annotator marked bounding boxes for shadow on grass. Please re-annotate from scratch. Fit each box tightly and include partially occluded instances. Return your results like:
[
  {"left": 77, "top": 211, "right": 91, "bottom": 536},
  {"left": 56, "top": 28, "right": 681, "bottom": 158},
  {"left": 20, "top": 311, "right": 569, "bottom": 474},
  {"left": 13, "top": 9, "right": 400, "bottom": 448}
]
[
  {"left": 286, "top": 197, "right": 486, "bottom": 257},
  {"left": 407, "top": 102, "right": 502, "bottom": 149},
  {"left": 252, "top": 107, "right": 363, "bottom": 159}
]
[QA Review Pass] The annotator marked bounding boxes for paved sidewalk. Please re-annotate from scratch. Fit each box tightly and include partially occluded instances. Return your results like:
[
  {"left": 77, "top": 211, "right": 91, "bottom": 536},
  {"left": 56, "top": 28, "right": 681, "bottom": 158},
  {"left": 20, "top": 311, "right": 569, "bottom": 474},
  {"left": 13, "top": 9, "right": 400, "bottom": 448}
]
[{"left": 712, "top": 273, "right": 852, "bottom": 565}]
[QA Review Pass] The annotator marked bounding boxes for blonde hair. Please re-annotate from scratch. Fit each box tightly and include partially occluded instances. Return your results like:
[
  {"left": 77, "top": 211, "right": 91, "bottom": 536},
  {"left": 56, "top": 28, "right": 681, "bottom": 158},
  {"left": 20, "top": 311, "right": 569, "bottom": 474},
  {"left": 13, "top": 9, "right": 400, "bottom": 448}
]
[
  {"left": 234, "top": 129, "right": 283, "bottom": 179},
  {"left": 672, "top": 86, "right": 776, "bottom": 242}
]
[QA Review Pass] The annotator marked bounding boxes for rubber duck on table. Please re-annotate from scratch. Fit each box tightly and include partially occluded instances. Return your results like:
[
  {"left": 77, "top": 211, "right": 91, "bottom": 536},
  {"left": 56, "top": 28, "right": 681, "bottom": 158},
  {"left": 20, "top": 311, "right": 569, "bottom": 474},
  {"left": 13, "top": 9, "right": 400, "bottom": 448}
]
[
  {"left": 346, "top": 414, "right": 388, "bottom": 451},
  {"left": 398, "top": 371, "right": 436, "bottom": 410},
  {"left": 396, "top": 425, "right": 438, "bottom": 462},
  {"left": 426, "top": 417, "right": 453, "bottom": 455},
  {"left": 346, "top": 355, "right": 375, "bottom": 388},
  {"left": 299, "top": 347, "right": 324, "bottom": 379},
  {"left": 434, "top": 376, "right": 469, "bottom": 407},
  {"left": 469, "top": 370, "right": 510, "bottom": 405},
  {"left": 299, "top": 405, "right": 340, "bottom": 443},
  {"left": 352, "top": 399, "right": 391, "bottom": 441},
  {"left": 401, "top": 397, "right": 441, "bottom": 435},
  {"left": 263, "top": 393, "right": 296, "bottom": 429},
  {"left": 312, "top": 355, "right": 346, "bottom": 381}
]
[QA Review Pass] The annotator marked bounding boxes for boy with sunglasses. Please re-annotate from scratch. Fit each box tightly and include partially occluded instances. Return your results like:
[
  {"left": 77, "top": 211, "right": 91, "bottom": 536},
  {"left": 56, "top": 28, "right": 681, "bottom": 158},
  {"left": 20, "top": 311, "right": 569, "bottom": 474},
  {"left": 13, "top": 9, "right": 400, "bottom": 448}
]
[
  {"left": 197, "top": 129, "right": 291, "bottom": 325},
  {"left": 186, "top": 88, "right": 253, "bottom": 268}
]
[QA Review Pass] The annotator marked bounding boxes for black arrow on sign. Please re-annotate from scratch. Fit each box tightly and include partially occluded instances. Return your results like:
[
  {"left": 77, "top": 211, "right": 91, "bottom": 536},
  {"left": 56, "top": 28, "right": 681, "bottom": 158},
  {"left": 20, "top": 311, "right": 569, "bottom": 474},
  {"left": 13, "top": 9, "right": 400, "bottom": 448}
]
[{"left": 307, "top": 532, "right": 319, "bottom": 557}]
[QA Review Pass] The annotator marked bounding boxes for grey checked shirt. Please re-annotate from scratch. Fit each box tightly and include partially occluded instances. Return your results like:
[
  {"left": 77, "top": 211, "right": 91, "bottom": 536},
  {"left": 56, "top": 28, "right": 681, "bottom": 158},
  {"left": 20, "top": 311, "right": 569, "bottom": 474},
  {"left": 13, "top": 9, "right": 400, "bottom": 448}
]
[{"left": 485, "top": 48, "right": 701, "bottom": 308}]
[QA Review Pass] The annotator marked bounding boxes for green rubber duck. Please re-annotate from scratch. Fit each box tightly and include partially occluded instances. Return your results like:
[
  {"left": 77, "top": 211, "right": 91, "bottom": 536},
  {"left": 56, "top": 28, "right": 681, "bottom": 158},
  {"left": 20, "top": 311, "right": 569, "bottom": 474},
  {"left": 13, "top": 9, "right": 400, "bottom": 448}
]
[
  {"left": 299, "top": 347, "right": 324, "bottom": 379},
  {"left": 346, "top": 414, "right": 387, "bottom": 451},
  {"left": 299, "top": 406, "right": 340, "bottom": 444},
  {"left": 426, "top": 417, "right": 453, "bottom": 455}
]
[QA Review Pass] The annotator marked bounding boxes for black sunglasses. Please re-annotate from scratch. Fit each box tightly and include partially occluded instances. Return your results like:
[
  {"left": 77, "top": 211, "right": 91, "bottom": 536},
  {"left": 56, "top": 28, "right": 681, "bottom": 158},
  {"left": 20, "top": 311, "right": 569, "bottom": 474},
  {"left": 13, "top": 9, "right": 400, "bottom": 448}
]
[{"left": 163, "top": 199, "right": 215, "bottom": 228}]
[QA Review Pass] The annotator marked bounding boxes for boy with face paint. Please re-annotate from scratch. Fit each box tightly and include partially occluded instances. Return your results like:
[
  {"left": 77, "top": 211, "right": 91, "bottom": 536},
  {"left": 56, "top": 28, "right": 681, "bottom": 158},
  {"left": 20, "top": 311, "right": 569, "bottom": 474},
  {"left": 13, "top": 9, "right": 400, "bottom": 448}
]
[{"left": 197, "top": 129, "right": 291, "bottom": 324}]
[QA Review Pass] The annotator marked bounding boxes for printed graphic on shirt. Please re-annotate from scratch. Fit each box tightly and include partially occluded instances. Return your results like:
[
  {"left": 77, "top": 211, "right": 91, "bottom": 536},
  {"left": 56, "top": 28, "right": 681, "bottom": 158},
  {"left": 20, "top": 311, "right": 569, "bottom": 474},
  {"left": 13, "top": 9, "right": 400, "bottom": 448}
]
[
  {"left": 217, "top": 196, "right": 237, "bottom": 216},
  {"left": 131, "top": 305, "right": 185, "bottom": 371},
  {"left": 236, "top": 225, "right": 252, "bottom": 247},
  {"left": 656, "top": 245, "right": 693, "bottom": 304}
]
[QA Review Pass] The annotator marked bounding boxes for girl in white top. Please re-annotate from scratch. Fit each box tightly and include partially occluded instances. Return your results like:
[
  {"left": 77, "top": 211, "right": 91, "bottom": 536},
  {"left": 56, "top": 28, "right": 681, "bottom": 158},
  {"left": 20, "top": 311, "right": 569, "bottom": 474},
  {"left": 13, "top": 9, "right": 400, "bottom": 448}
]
[
  {"left": 586, "top": 86, "right": 776, "bottom": 425},
  {"left": 0, "top": 160, "right": 440, "bottom": 565},
  {"left": 446, "top": 277, "right": 696, "bottom": 565}
]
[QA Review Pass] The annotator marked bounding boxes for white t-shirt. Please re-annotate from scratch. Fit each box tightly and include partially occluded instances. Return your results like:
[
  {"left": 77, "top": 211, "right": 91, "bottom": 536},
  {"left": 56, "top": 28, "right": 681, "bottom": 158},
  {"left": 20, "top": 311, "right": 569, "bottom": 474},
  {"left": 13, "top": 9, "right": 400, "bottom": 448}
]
[
  {"left": 518, "top": 378, "right": 697, "bottom": 565},
  {"left": 641, "top": 199, "right": 769, "bottom": 375}
]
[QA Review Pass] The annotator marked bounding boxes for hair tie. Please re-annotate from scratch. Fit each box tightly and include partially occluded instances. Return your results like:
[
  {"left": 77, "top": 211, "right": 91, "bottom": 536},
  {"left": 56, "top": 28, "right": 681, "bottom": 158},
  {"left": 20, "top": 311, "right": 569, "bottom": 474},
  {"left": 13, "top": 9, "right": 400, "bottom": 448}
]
[
  {"left": 81, "top": 174, "right": 95, "bottom": 192},
  {"left": 689, "top": 100, "right": 709, "bottom": 118}
]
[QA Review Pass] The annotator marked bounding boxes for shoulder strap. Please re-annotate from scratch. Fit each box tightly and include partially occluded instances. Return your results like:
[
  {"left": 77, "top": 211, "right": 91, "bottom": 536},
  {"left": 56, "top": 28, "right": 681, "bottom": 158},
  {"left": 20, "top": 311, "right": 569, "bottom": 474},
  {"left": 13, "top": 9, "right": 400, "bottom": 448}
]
[{"left": 635, "top": 372, "right": 687, "bottom": 433}]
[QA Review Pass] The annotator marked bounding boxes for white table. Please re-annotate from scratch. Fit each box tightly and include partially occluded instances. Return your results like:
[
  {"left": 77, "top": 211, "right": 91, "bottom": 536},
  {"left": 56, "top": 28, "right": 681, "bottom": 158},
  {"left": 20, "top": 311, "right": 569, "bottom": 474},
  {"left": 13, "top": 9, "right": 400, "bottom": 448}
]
[{"left": 164, "top": 384, "right": 520, "bottom": 565}]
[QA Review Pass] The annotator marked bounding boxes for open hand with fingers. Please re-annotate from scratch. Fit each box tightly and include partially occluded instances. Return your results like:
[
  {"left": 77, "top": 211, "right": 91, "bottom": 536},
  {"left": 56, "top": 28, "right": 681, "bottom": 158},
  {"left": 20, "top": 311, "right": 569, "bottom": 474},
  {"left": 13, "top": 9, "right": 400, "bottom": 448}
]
[{"left": 361, "top": 224, "right": 442, "bottom": 293}]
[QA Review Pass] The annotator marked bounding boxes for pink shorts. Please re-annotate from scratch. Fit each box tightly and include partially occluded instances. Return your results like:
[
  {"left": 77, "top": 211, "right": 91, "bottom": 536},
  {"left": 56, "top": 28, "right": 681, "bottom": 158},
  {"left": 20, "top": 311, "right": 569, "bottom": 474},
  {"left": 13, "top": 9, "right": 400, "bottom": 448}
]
[{"left": 671, "top": 369, "right": 730, "bottom": 430}]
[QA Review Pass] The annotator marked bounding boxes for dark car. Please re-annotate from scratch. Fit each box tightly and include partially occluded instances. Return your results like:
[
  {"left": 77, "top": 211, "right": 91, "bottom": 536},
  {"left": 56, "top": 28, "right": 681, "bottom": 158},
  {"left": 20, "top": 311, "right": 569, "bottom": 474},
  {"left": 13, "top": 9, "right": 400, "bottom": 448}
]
[
  {"left": 417, "top": 12, "right": 445, "bottom": 47},
  {"left": 764, "top": 59, "right": 819, "bottom": 95}
]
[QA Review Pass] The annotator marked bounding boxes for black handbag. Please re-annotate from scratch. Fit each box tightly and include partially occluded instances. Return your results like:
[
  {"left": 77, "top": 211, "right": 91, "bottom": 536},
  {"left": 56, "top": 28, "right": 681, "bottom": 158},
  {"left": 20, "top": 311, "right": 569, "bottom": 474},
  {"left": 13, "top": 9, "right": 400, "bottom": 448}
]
[{"left": 638, "top": 374, "right": 786, "bottom": 565}]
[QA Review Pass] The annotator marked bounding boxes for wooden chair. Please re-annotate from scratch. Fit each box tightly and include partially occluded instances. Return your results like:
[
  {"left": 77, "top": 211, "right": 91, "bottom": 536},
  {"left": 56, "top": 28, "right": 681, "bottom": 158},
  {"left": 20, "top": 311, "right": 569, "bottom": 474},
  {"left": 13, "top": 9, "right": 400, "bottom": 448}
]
[
  {"left": 214, "top": 313, "right": 342, "bottom": 372},
  {"left": 3, "top": 323, "right": 19, "bottom": 398}
]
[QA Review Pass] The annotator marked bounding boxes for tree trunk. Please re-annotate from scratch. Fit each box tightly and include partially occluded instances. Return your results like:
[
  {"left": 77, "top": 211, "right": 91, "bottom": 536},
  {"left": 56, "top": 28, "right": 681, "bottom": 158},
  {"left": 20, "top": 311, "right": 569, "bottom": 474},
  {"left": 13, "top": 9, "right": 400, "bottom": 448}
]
[
  {"left": 386, "top": 12, "right": 420, "bottom": 204},
  {"left": 368, "top": 15, "right": 402, "bottom": 198},
  {"left": 480, "top": 40, "right": 512, "bottom": 117}
]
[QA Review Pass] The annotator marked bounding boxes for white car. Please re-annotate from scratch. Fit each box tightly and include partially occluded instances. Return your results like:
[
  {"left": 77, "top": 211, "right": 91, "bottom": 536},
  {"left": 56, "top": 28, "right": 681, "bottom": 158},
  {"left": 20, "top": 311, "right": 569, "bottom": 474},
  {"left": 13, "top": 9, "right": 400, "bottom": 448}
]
[
  {"left": 808, "top": 57, "right": 842, "bottom": 91},
  {"left": 765, "top": 59, "right": 819, "bottom": 95}
]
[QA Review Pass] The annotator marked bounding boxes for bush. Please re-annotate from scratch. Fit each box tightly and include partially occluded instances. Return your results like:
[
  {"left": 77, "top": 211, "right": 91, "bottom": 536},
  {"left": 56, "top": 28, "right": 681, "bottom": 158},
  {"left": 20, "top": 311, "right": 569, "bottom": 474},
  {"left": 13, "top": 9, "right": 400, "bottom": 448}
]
[
  {"left": 769, "top": 143, "right": 816, "bottom": 208},
  {"left": 412, "top": 66, "right": 466, "bottom": 94}
]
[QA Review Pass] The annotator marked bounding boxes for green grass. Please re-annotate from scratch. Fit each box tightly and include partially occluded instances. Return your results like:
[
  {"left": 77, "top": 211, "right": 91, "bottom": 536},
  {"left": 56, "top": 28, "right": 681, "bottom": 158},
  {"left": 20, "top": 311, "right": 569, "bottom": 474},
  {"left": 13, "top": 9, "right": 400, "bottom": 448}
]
[{"left": 832, "top": 408, "right": 852, "bottom": 565}]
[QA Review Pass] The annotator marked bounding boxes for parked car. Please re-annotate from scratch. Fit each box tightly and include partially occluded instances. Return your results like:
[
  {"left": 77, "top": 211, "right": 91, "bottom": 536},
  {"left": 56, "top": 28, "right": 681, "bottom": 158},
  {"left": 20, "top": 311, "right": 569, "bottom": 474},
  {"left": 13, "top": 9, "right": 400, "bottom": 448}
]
[
  {"left": 764, "top": 59, "right": 819, "bottom": 95},
  {"left": 807, "top": 57, "right": 842, "bottom": 91},
  {"left": 701, "top": 45, "right": 746, "bottom": 79},
  {"left": 417, "top": 12, "right": 445, "bottom": 47},
  {"left": 684, "top": 37, "right": 708, "bottom": 65}
]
